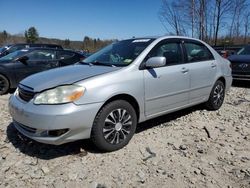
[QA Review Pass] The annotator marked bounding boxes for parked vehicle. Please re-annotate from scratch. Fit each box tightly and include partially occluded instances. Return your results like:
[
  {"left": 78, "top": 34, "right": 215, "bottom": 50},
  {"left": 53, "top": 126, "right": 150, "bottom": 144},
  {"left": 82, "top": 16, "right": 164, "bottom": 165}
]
[
  {"left": 228, "top": 45, "right": 250, "bottom": 81},
  {"left": 0, "top": 43, "right": 63, "bottom": 58},
  {"left": 216, "top": 50, "right": 236, "bottom": 59},
  {"left": 0, "top": 48, "right": 85, "bottom": 94},
  {"left": 9, "top": 36, "right": 232, "bottom": 151}
]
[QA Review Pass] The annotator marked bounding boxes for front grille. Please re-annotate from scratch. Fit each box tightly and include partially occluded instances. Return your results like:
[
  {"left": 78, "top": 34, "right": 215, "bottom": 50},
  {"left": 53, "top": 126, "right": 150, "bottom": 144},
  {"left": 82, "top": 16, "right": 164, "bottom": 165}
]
[
  {"left": 231, "top": 62, "right": 250, "bottom": 72},
  {"left": 18, "top": 86, "right": 35, "bottom": 102}
]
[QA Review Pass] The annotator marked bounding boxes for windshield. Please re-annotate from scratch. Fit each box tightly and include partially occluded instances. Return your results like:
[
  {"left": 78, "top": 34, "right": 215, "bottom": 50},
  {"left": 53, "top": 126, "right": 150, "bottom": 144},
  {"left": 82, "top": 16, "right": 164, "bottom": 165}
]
[
  {"left": 83, "top": 38, "right": 154, "bottom": 67},
  {"left": 0, "top": 49, "right": 29, "bottom": 61},
  {"left": 237, "top": 46, "right": 250, "bottom": 55}
]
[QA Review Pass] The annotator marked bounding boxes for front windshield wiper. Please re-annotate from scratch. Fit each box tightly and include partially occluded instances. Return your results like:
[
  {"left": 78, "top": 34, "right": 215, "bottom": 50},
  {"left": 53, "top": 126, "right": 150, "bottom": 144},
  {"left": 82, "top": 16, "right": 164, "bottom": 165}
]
[{"left": 80, "top": 61, "right": 116, "bottom": 67}]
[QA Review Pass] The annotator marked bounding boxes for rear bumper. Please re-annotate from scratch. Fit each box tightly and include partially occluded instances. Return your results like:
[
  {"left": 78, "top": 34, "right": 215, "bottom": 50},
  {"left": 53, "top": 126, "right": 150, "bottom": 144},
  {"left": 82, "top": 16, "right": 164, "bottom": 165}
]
[{"left": 225, "top": 75, "right": 233, "bottom": 92}]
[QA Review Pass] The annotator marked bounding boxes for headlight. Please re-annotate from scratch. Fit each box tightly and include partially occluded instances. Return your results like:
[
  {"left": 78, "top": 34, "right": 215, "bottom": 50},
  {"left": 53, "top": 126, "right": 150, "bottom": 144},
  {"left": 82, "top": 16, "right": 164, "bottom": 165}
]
[{"left": 34, "top": 85, "right": 85, "bottom": 105}]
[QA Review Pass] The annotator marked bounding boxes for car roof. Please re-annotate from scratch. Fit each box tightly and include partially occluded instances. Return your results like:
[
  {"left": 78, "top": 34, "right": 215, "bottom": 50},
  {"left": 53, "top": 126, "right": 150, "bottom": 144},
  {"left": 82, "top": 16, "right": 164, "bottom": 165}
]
[
  {"left": 22, "top": 47, "right": 75, "bottom": 52},
  {"left": 123, "top": 36, "right": 208, "bottom": 44},
  {"left": 7, "top": 43, "right": 61, "bottom": 46}
]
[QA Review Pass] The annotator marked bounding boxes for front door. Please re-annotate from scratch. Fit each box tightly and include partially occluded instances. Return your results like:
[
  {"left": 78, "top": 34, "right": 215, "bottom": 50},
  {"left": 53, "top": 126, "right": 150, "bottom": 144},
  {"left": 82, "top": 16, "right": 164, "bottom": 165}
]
[
  {"left": 14, "top": 49, "right": 58, "bottom": 83},
  {"left": 143, "top": 40, "right": 190, "bottom": 117}
]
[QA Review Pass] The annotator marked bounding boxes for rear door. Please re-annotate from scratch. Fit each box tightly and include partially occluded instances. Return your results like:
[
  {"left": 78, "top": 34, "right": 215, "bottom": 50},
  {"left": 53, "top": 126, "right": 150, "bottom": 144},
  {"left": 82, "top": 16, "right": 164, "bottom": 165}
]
[
  {"left": 143, "top": 39, "right": 190, "bottom": 117},
  {"left": 182, "top": 40, "right": 217, "bottom": 104},
  {"left": 14, "top": 49, "right": 58, "bottom": 83}
]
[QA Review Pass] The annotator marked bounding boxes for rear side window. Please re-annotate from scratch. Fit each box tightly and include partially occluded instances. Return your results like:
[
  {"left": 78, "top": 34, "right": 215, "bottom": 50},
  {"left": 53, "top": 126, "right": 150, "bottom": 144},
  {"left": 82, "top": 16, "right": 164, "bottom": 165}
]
[
  {"left": 57, "top": 51, "right": 78, "bottom": 65},
  {"left": 57, "top": 51, "right": 75, "bottom": 60},
  {"left": 8, "top": 45, "right": 27, "bottom": 53},
  {"left": 184, "top": 42, "right": 214, "bottom": 62}
]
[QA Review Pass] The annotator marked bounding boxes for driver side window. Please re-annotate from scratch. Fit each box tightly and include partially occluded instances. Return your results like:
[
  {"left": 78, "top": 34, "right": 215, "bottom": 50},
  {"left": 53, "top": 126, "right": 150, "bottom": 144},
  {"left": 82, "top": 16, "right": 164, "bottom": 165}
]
[
  {"left": 26, "top": 50, "right": 56, "bottom": 61},
  {"left": 147, "top": 42, "right": 182, "bottom": 66}
]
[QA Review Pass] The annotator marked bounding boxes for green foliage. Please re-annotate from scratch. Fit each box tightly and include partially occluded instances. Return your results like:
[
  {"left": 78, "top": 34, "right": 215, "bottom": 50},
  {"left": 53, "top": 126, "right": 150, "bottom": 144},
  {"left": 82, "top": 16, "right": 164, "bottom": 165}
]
[
  {"left": 25, "top": 27, "right": 39, "bottom": 43},
  {"left": 82, "top": 36, "right": 114, "bottom": 52}
]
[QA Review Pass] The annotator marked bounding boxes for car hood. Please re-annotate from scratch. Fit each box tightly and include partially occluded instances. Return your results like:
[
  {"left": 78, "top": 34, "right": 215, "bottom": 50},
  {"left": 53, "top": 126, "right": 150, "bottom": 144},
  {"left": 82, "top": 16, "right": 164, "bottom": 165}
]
[
  {"left": 20, "top": 64, "right": 121, "bottom": 92},
  {"left": 228, "top": 55, "right": 250, "bottom": 63}
]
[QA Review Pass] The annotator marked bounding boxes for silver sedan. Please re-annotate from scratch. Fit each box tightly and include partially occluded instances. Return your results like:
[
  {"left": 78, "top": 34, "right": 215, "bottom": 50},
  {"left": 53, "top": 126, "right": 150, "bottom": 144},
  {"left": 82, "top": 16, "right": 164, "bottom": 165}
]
[{"left": 9, "top": 36, "right": 232, "bottom": 151}]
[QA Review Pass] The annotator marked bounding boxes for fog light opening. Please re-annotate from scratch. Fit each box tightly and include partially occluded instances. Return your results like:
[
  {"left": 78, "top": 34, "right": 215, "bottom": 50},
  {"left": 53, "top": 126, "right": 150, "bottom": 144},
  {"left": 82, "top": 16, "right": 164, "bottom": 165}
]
[{"left": 48, "top": 129, "right": 69, "bottom": 137}]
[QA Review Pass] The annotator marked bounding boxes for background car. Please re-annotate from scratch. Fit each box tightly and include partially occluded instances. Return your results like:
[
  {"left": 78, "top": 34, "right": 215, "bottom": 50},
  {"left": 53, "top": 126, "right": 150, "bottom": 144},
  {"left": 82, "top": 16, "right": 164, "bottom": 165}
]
[
  {"left": 0, "top": 43, "right": 63, "bottom": 58},
  {"left": 0, "top": 48, "right": 85, "bottom": 94},
  {"left": 228, "top": 45, "right": 250, "bottom": 81}
]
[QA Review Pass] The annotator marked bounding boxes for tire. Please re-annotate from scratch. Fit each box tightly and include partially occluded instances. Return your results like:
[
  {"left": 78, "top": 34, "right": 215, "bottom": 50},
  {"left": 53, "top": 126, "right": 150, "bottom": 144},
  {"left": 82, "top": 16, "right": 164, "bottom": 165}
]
[
  {"left": 0, "top": 74, "right": 9, "bottom": 95},
  {"left": 91, "top": 100, "right": 137, "bottom": 152},
  {"left": 205, "top": 80, "right": 225, "bottom": 110}
]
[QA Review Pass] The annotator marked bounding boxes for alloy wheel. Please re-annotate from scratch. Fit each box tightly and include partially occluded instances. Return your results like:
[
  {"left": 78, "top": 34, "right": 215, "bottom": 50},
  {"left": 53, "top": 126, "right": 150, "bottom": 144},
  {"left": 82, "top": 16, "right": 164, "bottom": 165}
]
[
  {"left": 213, "top": 84, "right": 224, "bottom": 106},
  {"left": 103, "top": 108, "right": 132, "bottom": 145}
]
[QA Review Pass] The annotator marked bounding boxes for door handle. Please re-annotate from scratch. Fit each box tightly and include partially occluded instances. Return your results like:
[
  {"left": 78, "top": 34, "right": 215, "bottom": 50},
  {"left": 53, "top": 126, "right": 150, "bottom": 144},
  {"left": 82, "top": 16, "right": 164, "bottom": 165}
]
[
  {"left": 211, "top": 63, "right": 217, "bottom": 68},
  {"left": 181, "top": 67, "right": 189, "bottom": 73}
]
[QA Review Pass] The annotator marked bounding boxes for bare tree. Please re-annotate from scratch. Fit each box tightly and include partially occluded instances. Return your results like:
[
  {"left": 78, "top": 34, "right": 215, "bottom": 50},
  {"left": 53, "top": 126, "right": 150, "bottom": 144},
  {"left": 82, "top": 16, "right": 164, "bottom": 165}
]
[
  {"left": 197, "top": 0, "right": 207, "bottom": 40},
  {"left": 159, "top": 0, "right": 186, "bottom": 35},
  {"left": 214, "top": 0, "right": 232, "bottom": 45},
  {"left": 243, "top": 11, "right": 250, "bottom": 44}
]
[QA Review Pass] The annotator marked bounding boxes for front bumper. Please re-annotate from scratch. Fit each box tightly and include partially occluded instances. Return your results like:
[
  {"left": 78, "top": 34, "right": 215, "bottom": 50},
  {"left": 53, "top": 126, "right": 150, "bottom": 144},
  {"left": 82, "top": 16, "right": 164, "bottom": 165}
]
[
  {"left": 232, "top": 73, "right": 250, "bottom": 81},
  {"left": 9, "top": 94, "right": 103, "bottom": 145}
]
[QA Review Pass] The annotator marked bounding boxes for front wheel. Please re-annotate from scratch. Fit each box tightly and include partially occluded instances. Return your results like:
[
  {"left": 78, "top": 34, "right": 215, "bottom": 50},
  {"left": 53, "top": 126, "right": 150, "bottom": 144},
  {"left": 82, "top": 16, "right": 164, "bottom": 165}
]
[
  {"left": 205, "top": 80, "right": 225, "bottom": 110},
  {"left": 0, "top": 74, "right": 9, "bottom": 95},
  {"left": 91, "top": 100, "right": 137, "bottom": 152}
]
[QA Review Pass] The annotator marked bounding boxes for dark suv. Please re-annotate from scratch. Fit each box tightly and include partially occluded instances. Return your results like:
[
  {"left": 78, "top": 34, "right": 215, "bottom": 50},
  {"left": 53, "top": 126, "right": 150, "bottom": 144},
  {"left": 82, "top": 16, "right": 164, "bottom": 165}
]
[
  {"left": 228, "top": 45, "right": 250, "bottom": 81},
  {"left": 0, "top": 48, "right": 85, "bottom": 94},
  {"left": 0, "top": 43, "right": 63, "bottom": 58}
]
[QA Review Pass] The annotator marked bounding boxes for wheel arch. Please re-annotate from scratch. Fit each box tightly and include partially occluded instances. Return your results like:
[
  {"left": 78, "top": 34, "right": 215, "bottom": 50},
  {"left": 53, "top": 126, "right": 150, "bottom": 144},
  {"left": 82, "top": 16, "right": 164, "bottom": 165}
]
[
  {"left": 0, "top": 68, "right": 13, "bottom": 88},
  {"left": 216, "top": 76, "right": 226, "bottom": 87},
  {"left": 100, "top": 94, "right": 140, "bottom": 122},
  {"left": 0, "top": 72, "right": 11, "bottom": 90}
]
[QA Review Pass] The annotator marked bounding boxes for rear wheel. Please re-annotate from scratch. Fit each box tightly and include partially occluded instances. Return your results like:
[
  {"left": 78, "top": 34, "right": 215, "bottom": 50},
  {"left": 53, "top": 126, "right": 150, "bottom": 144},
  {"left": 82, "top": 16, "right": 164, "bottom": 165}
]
[
  {"left": 91, "top": 100, "right": 137, "bottom": 152},
  {"left": 205, "top": 80, "right": 225, "bottom": 110},
  {"left": 0, "top": 74, "right": 9, "bottom": 95}
]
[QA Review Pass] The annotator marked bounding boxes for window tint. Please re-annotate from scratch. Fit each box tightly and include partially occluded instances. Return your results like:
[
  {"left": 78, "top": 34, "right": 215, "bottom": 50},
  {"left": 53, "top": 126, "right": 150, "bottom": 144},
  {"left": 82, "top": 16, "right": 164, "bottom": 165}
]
[
  {"left": 57, "top": 51, "right": 79, "bottom": 65},
  {"left": 57, "top": 51, "right": 75, "bottom": 60},
  {"left": 147, "top": 42, "right": 182, "bottom": 65},
  {"left": 237, "top": 46, "right": 250, "bottom": 55},
  {"left": 8, "top": 45, "right": 27, "bottom": 53},
  {"left": 184, "top": 42, "right": 214, "bottom": 62},
  {"left": 26, "top": 50, "right": 56, "bottom": 61}
]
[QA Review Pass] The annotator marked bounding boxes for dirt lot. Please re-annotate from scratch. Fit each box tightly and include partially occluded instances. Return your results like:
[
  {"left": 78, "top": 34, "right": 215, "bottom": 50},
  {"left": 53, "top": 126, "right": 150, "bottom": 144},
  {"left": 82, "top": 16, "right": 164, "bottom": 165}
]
[{"left": 0, "top": 82, "right": 249, "bottom": 188}]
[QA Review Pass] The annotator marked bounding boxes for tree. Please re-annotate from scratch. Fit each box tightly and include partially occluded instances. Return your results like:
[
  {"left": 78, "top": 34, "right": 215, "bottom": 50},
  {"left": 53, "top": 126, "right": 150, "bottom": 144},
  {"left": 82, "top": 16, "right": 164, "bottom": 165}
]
[
  {"left": 25, "top": 27, "right": 39, "bottom": 43},
  {"left": 159, "top": 0, "right": 186, "bottom": 36},
  {"left": 64, "top": 39, "right": 71, "bottom": 48},
  {"left": 243, "top": 11, "right": 250, "bottom": 44},
  {"left": 213, "top": 0, "right": 232, "bottom": 45},
  {"left": 2, "top": 30, "right": 8, "bottom": 41},
  {"left": 229, "top": 0, "right": 248, "bottom": 41}
]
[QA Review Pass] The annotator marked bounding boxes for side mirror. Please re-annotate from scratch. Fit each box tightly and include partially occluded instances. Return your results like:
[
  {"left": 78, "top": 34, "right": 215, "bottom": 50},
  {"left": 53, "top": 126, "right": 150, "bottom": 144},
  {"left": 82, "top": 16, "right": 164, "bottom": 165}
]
[
  {"left": 16, "top": 56, "right": 29, "bottom": 64},
  {"left": 145, "top": 57, "right": 166, "bottom": 68}
]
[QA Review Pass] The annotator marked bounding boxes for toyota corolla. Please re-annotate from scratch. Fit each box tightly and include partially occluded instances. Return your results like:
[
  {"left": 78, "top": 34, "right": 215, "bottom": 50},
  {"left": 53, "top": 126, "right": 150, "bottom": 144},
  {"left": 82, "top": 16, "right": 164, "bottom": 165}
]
[{"left": 9, "top": 36, "right": 232, "bottom": 151}]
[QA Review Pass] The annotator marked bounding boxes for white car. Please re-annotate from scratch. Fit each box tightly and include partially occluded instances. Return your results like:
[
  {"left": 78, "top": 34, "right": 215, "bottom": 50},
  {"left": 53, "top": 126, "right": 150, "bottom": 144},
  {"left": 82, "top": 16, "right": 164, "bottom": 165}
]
[{"left": 9, "top": 36, "right": 232, "bottom": 151}]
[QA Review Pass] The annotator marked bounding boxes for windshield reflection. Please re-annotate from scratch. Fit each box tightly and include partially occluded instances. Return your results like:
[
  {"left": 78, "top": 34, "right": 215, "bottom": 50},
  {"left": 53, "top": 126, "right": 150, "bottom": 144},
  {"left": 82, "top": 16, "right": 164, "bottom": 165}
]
[{"left": 83, "top": 39, "right": 154, "bottom": 67}]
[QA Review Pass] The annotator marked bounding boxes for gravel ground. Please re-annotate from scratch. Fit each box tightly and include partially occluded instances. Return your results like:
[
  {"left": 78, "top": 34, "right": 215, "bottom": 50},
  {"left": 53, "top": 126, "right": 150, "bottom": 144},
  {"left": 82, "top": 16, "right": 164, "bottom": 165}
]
[{"left": 0, "top": 82, "right": 249, "bottom": 188}]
